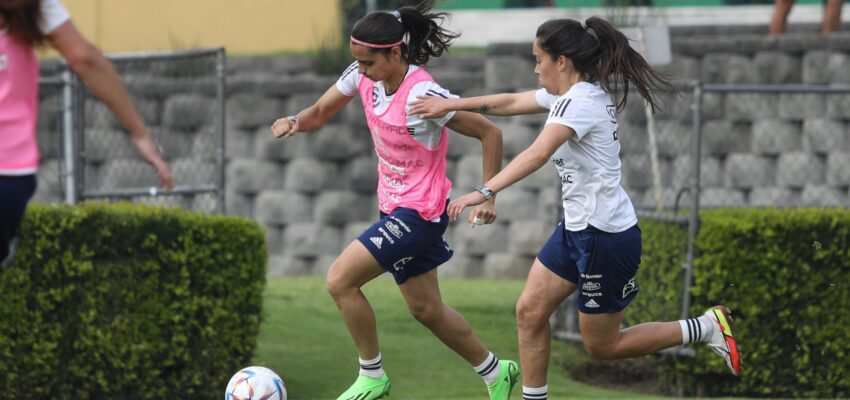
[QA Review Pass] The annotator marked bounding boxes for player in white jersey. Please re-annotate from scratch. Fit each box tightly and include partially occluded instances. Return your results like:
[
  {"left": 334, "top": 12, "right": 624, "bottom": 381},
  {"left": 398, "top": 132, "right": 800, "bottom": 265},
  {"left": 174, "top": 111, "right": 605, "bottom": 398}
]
[
  {"left": 271, "top": 2, "right": 518, "bottom": 399},
  {"left": 410, "top": 16, "right": 741, "bottom": 400}
]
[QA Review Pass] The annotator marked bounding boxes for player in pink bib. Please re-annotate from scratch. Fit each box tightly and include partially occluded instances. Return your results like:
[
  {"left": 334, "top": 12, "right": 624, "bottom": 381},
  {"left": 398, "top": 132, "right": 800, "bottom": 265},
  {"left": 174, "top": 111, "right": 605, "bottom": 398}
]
[
  {"left": 271, "top": 2, "right": 519, "bottom": 399},
  {"left": 0, "top": 0, "right": 172, "bottom": 270}
]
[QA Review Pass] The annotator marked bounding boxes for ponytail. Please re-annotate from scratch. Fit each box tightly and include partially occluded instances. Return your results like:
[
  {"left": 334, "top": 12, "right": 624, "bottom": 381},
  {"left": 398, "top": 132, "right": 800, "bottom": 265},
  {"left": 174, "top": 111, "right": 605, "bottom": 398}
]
[
  {"left": 350, "top": 0, "right": 459, "bottom": 66},
  {"left": 536, "top": 17, "right": 672, "bottom": 113},
  {"left": 0, "top": 0, "right": 46, "bottom": 47}
]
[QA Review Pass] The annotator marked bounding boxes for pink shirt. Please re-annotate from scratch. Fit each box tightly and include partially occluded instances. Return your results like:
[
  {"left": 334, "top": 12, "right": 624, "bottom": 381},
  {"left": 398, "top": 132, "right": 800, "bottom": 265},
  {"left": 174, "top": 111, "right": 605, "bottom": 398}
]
[
  {"left": 0, "top": 1, "right": 70, "bottom": 175},
  {"left": 0, "top": 31, "right": 40, "bottom": 174},
  {"left": 357, "top": 67, "right": 452, "bottom": 221}
]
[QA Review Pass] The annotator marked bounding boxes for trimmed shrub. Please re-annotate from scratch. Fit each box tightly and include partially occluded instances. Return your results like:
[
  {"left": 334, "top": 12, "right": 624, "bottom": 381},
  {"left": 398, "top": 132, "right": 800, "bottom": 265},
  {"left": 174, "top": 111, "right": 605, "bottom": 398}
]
[
  {"left": 629, "top": 208, "right": 850, "bottom": 398},
  {"left": 0, "top": 202, "right": 267, "bottom": 399}
]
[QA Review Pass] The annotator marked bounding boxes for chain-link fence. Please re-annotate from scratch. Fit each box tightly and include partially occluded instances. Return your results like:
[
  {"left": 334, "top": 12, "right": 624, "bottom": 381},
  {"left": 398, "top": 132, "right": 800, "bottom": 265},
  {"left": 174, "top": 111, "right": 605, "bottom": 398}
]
[
  {"left": 551, "top": 82, "right": 850, "bottom": 355},
  {"left": 36, "top": 48, "right": 226, "bottom": 213},
  {"left": 31, "top": 76, "right": 69, "bottom": 205}
]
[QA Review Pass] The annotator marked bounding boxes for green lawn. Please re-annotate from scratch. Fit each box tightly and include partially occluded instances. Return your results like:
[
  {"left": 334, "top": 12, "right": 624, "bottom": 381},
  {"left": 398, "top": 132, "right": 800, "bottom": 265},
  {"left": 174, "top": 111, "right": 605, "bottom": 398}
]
[{"left": 252, "top": 276, "right": 661, "bottom": 400}]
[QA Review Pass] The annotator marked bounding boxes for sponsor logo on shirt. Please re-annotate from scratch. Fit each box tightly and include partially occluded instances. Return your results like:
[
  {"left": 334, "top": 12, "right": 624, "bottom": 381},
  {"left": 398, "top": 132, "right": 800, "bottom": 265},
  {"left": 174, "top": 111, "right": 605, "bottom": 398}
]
[{"left": 370, "top": 236, "right": 383, "bottom": 249}]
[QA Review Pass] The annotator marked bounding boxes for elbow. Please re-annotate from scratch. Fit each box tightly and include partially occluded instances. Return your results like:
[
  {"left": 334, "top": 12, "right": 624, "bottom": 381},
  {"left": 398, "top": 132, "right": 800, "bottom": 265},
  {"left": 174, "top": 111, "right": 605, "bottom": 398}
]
[
  {"left": 64, "top": 44, "right": 102, "bottom": 73},
  {"left": 488, "top": 126, "right": 503, "bottom": 144}
]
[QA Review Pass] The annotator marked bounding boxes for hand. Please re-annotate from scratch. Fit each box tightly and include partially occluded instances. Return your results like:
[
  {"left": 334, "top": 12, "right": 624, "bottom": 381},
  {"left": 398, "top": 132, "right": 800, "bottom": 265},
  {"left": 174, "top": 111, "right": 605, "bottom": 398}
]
[
  {"left": 448, "top": 191, "right": 487, "bottom": 221},
  {"left": 153, "top": 161, "right": 175, "bottom": 190},
  {"left": 271, "top": 116, "right": 299, "bottom": 138},
  {"left": 409, "top": 95, "right": 451, "bottom": 119},
  {"left": 468, "top": 199, "right": 497, "bottom": 227}
]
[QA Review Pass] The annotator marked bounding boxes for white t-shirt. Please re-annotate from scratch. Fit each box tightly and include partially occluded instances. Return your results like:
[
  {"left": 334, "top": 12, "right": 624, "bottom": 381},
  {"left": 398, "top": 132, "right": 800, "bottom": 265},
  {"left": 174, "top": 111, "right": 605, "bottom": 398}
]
[
  {"left": 40, "top": 0, "right": 71, "bottom": 34},
  {"left": 336, "top": 62, "right": 457, "bottom": 149},
  {"left": 535, "top": 83, "right": 637, "bottom": 233},
  {"left": 0, "top": 0, "right": 69, "bottom": 35}
]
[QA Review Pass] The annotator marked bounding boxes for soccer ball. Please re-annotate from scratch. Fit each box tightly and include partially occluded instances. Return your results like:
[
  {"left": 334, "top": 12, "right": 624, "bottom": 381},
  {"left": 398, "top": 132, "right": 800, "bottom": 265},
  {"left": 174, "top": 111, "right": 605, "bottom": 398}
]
[{"left": 225, "top": 366, "right": 287, "bottom": 400}]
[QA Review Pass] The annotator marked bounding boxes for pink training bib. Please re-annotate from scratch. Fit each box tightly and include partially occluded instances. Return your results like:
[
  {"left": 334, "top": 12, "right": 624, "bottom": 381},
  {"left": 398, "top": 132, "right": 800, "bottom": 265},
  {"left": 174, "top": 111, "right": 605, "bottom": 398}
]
[
  {"left": 357, "top": 67, "right": 451, "bottom": 221},
  {"left": 0, "top": 30, "right": 40, "bottom": 174}
]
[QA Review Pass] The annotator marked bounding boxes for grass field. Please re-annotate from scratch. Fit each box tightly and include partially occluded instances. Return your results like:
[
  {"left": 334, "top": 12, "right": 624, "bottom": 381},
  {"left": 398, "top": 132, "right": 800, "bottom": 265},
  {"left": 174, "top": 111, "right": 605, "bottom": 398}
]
[{"left": 252, "top": 276, "right": 660, "bottom": 400}]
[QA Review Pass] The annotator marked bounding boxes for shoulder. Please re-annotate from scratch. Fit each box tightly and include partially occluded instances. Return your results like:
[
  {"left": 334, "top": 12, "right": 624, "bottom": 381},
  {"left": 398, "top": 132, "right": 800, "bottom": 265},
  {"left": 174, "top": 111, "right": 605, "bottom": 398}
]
[
  {"left": 547, "top": 95, "right": 577, "bottom": 119},
  {"left": 335, "top": 61, "right": 362, "bottom": 96},
  {"left": 40, "top": 0, "right": 71, "bottom": 34},
  {"left": 408, "top": 79, "right": 457, "bottom": 101},
  {"left": 535, "top": 88, "right": 559, "bottom": 110}
]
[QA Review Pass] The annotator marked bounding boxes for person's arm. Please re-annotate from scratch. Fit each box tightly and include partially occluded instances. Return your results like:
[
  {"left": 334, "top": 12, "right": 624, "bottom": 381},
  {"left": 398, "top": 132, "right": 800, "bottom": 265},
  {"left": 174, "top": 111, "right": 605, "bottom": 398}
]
[
  {"left": 447, "top": 123, "right": 574, "bottom": 221},
  {"left": 47, "top": 20, "right": 174, "bottom": 190},
  {"left": 409, "top": 90, "right": 547, "bottom": 118},
  {"left": 444, "top": 111, "right": 503, "bottom": 225},
  {"left": 271, "top": 86, "right": 353, "bottom": 138}
]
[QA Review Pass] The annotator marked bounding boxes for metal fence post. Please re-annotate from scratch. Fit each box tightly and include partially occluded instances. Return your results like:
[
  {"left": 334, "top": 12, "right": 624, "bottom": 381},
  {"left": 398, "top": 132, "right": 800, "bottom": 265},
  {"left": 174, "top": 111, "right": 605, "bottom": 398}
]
[
  {"left": 61, "top": 68, "right": 77, "bottom": 205},
  {"left": 681, "top": 82, "right": 703, "bottom": 320},
  {"left": 217, "top": 48, "right": 227, "bottom": 214}
]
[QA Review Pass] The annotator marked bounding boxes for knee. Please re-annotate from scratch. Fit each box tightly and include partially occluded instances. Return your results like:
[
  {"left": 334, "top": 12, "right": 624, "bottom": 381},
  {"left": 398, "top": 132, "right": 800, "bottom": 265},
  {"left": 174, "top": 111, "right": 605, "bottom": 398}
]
[
  {"left": 515, "top": 300, "right": 548, "bottom": 332},
  {"left": 408, "top": 302, "right": 442, "bottom": 326},
  {"left": 325, "top": 263, "right": 353, "bottom": 300}
]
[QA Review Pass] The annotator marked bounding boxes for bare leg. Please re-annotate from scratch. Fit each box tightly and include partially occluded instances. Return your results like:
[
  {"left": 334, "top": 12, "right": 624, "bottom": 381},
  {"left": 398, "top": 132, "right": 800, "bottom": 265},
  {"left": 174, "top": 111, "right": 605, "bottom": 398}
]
[
  {"left": 769, "top": 0, "right": 795, "bottom": 35},
  {"left": 823, "top": 0, "right": 843, "bottom": 33},
  {"left": 579, "top": 310, "right": 683, "bottom": 360},
  {"left": 326, "top": 240, "right": 387, "bottom": 359},
  {"left": 515, "top": 260, "right": 577, "bottom": 387},
  {"left": 397, "top": 269, "right": 490, "bottom": 365}
]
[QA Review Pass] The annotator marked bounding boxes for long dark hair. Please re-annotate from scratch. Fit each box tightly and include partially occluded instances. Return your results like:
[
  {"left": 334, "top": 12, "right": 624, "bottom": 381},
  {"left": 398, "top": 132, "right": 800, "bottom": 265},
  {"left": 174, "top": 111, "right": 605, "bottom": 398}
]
[
  {"left": 350, "top": 0, "right": 459, "bottom": 66},
  {"left": 535, "top": 17, "right": 672, "bottom": 113},
  {"left": 0, "top": 0, "right": 46, "bottom": 47}
]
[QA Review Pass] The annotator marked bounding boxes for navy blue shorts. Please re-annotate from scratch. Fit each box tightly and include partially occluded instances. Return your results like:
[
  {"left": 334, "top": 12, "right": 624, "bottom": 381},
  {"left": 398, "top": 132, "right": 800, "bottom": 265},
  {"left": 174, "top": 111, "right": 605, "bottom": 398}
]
[
  {"left": 537, "top": 221, "right": 641, "bottom": 314},
  {"left": 356, "top": 202, "right": 453, "bottom": 285},
  {"left": 0, "top": 175, "right": 37, "bottom": 269}
]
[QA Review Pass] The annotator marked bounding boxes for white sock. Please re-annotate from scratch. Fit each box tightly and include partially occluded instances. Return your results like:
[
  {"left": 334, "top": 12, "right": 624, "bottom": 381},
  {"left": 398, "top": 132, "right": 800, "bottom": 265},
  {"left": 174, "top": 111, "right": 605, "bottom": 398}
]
[
  {"left": 522, "top": 384, "right": 548, "bottom": 400},
  {"left": 679, "top": 315, "right": 714, "bottom": 344},
  {"left": 359, "top": 353, "right": 384, "bottom": 379},
  {"left": 474, "top": 352, "right": 500, "bottom": 386}
]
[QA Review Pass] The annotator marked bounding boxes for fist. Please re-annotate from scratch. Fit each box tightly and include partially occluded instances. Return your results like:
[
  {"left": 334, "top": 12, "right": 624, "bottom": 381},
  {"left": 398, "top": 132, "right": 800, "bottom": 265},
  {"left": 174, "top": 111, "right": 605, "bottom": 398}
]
[{"left": 271, "top": 117, "right": 299, "bottom": 138}]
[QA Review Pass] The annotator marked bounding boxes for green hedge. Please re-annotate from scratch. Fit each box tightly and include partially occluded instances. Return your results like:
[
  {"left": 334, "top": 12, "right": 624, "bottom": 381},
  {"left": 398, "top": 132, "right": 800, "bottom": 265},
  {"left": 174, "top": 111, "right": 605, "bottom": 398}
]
[
  {"left": 0, "top": 203, "right": 267, "bottom": 399},
  {"left": 630, "top": 208, "right": 850, "bottom": 398}
]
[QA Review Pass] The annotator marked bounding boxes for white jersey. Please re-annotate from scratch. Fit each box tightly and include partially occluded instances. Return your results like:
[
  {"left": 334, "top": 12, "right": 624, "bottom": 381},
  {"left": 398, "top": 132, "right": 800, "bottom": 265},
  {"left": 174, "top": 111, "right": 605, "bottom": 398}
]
[
  {"left": 40, "top": 0, "right": 71, "bottom": 34},
  {"left": 336, "top": 62, "right": 457, "bottom": 149},
  {"left": 0, "top": 0, "right": 69, "bottom": 35},
  {"left": 535, "top": 83, "right": 637, "bottom": 233}
]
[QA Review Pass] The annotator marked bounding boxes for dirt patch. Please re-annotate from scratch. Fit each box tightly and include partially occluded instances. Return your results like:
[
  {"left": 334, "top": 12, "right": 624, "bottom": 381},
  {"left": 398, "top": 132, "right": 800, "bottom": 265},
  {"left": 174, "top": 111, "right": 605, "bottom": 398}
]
[{"left": 568, "top": 357, "right": 679, "bottom": 397}]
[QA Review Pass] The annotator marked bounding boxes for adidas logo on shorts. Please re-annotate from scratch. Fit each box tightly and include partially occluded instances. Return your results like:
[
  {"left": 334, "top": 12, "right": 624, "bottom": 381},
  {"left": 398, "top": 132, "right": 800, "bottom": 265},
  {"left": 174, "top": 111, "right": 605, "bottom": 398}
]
[
  {"left": 584, "top": 299, "right": 600, "bottom": 308},
  {"left": 370, "top": 236, "right": 383, "bottom": 249}
]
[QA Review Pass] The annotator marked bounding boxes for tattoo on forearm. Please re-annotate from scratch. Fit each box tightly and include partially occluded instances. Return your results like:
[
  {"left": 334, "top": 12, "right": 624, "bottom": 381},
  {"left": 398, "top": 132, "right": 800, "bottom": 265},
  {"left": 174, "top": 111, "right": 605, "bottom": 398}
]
[{"left": 477, "top": 103, "right": 492, "bottom": 114}]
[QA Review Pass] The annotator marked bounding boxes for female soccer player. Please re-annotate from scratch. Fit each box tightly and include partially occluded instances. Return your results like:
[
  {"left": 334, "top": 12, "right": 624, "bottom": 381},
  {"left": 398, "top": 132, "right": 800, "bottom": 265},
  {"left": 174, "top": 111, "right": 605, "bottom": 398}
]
[
  {"left": 0, "top": 0, "right": 173, "bottom": 270},
  {"left": 410, "top": 17, "right": 741, "bottom": 400},
  {"left": 270, "top": 2, "right": 518, "bottom": 399}
]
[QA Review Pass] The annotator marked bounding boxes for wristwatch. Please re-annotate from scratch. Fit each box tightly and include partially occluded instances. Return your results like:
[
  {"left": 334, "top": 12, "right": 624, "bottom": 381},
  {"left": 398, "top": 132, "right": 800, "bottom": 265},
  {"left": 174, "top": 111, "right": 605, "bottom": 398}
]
[{"left": 475, "top": 184, "right": 495, "bottom": 200}]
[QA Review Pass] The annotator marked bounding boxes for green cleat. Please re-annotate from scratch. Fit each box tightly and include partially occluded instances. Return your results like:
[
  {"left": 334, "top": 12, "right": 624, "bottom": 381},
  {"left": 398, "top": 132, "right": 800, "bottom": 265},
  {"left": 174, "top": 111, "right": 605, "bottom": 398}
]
[
  {"left": 487, "top": 360, "right": 520, "bottom": 400},
  {"left": 336, "top": 374, "right": 391, "bottom": 400}
]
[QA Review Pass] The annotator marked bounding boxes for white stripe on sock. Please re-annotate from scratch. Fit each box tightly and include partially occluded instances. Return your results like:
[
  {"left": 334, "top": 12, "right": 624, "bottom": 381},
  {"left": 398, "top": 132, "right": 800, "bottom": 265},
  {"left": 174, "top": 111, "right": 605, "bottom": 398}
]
[
  {"left": 523, "top": 384, "right": 548, "bottom": 400},
  {"left": 358, "top": 353, "right": 384, "bottom": 379},
  {"left": 474, "top": 352, "right": 500, "bottom": 386}
]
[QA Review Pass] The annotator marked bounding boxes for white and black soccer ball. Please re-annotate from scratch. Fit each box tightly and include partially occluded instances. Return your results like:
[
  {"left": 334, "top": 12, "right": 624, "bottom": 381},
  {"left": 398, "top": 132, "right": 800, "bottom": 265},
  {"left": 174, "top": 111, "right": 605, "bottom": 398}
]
[{"left": 225, "top": 366, "right": 287, "bottom": 400}]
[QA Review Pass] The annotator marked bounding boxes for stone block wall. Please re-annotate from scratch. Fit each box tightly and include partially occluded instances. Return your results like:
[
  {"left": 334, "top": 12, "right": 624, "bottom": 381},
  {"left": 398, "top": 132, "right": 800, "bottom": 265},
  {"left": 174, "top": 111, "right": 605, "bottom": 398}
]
[{"left": 34, "top": 29, "right": 850, "bottom": 277}]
